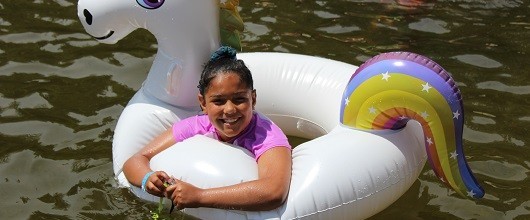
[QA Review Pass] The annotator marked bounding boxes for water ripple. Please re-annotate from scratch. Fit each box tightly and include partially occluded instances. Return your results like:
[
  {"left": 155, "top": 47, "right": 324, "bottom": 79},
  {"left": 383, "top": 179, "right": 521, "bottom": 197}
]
[
  {"left": 452, "top": 54, "right": 503, "bottom": 68},
  {"left": 463, "top": 124, "right": 504, "bottom": 144},
  {"left": 1, "top": 0, "right": 529, "bottom": 219},
  {"left": 409, "top": 18, "right": 450, "bottom": 34},
  {"left": 476, "top": 81, "right": 530, "bottom": 95},
  {"left": 473, "top": 160, "right": 528, "bottom": 182}
]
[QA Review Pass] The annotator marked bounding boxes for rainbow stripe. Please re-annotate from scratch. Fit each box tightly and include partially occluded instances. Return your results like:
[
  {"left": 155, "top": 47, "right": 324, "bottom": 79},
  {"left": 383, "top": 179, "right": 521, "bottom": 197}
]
[{"left": 340, "top": 52, "right": 484, "bottom": 198}]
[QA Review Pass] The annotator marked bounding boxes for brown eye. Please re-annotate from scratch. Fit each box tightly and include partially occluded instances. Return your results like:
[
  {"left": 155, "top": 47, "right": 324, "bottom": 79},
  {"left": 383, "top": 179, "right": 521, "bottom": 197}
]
[
  {"left": 234, "top": 97, "right": 247, "bottom": 104},
  {"left": 211, "top": 99, "right": 225, "bottom": 105}
]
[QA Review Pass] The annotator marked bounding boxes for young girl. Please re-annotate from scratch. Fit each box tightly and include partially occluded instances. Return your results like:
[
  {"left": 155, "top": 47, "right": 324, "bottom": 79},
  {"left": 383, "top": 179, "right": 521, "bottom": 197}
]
[{"left": 122, "top": 47, "right": 292, "bottom": 211}]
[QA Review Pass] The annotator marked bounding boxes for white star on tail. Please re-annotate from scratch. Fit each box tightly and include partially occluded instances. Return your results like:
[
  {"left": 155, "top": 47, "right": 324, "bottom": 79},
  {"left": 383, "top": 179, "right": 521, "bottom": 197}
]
[
  {"left": 369, "top": 106, "right": 377, "bottom": 114},
  {"left": 450, "top": 151, "right": 458, "bottom": 159},
  {"left": 426, "top": 137, "right": 433, "bottom": 145},
  {"left": 381, "top": 71, "right": 391, "bottom": 81},
  {"left": 453, "top": 110, "right": 460, "bottom": 119},
  {"left": 344, "top": 97, "right": 350, "bottom": 106},
  {"left": 467, "top": 190, "right": 476, "bottom": 198},
  {"left": 420, "top": 111, "right": 429, "bottom": 119},
  {"left": 422, "top": 82, "right": 432, "bottom": 93}
]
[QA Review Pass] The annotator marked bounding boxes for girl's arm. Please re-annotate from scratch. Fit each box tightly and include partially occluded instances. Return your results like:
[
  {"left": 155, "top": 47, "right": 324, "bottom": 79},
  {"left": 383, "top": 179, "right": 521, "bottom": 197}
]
[
  {"left": 123, "top": 129, "right": 176, "bottom": 196},
  {"left": 166, "top": 146, "right": 292, "bottom": 211}
]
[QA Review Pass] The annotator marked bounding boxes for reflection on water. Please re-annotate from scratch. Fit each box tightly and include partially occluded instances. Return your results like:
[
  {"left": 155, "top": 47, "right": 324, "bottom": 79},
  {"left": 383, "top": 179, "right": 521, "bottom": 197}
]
[{"left": 0, "top": 0, "right": 529, "bottom": 219}]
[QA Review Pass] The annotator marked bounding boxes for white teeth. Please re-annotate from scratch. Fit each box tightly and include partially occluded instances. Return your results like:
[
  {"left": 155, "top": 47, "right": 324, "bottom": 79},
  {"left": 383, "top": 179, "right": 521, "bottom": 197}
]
[{"left": 224, "top": 118, "right": 238, "bottom": 123}]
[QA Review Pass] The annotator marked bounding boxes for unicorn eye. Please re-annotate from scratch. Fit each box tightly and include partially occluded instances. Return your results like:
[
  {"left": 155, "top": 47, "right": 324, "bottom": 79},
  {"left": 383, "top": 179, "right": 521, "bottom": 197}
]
[{"left": 136, "top": 0, "right": 164, "bottom": 9}]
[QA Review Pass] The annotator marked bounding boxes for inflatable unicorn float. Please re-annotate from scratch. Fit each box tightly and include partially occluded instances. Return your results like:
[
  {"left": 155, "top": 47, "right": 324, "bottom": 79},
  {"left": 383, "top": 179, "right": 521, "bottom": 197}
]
[{"left": 77, "top": 0, "right": 484, "bottom": 219}]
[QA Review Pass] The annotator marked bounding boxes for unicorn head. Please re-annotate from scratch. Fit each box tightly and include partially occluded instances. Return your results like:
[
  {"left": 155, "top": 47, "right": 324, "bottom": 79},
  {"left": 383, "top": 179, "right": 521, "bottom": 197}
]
[
  {"left": 77, "top": 0, "right": 221, "bottom": 107},
  {"left": 78, "top": 0, "right": 220, "bottom": 56}
]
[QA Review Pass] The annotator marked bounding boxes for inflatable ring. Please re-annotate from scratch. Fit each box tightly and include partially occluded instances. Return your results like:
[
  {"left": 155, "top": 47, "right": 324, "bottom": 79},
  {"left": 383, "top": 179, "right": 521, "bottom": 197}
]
[{"left": 77, "top": 0, "right": 484, "bottom": 219}]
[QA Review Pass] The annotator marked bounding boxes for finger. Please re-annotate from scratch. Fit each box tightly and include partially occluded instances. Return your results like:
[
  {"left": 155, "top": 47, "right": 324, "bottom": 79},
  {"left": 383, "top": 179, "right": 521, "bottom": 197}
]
[
  {"left": 152, "top": 175, "right": 172, "bottom": 189},
  {"left": 175, "top": 202, "right": 184, "bottom": 211},
  {"left": 145, "top": 182, "right": 164, "bottom": 197},
  {"left": 164, "top": 185, "right": 176, "bottom": 198},
  {"left": 150, "top": 179, "right": 165, "bottom": 191},
  {"left": 165, "top": 183, "right": 177, "bottom": 191},
  {"left": 167, "top": 176, "right": 177, "bottom": 185},
  {"left": 156, "top": 171, "right": 171, "bottom": 180}
]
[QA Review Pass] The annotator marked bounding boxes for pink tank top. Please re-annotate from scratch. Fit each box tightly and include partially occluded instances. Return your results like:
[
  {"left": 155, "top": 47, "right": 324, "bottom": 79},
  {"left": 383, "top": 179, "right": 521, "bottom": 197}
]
[{"left": 172, "top": 112, "right": 291, "bottom": 160}]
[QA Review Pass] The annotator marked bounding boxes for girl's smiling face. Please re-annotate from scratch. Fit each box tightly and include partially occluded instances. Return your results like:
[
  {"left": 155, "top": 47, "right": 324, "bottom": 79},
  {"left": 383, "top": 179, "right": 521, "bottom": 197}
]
[{"left": 199, "top": 72, "right": 256, "bottom": 142}]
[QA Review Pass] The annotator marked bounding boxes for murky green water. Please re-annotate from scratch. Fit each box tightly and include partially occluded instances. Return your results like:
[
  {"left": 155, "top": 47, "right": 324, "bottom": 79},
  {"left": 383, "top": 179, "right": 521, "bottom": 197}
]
[{"left": 1, "top": 0, "right": 528, "bottom": 219}]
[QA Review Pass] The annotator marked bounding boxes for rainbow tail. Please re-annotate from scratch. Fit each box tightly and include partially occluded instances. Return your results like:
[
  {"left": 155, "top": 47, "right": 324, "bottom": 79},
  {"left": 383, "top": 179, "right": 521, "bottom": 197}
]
[{"left": 340, "top": 52, "right": 484, "bottom": 198}]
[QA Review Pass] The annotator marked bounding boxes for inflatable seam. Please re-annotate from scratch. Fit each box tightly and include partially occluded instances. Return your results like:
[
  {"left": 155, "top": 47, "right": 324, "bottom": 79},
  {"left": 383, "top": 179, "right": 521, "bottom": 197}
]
[{"left": 266, "top": 113, "right": 330, "bottom": 134}]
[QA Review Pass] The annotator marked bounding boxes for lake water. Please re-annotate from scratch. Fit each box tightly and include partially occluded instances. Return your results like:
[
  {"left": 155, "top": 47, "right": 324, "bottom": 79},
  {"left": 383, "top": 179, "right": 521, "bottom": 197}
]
[{"left": 0, "top": 0, "right": 528, "bottom": 219}]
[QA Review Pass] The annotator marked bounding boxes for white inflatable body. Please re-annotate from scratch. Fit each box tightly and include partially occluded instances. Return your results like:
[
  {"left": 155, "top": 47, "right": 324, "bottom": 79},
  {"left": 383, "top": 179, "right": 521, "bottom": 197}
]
[
  {"left": 77, "top": 0, "right": 483, "bottom": 219},
  {"left": 124, "top": 53, "right": 428, "bottom": 220}
]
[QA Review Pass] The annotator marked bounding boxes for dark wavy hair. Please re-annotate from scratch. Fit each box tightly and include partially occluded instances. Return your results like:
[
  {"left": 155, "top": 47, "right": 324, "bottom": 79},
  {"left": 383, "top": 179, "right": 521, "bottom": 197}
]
[{"left": 198, "top": 46, "right": 253, "bottom": 96}]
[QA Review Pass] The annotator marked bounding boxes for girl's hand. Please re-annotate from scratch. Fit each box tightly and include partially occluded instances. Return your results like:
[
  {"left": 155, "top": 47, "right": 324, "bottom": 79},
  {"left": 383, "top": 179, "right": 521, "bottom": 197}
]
[
  {"left": 165, "top": 179, "right": 203, "bottom": 210},
  {"left": 145, "top": 171, "right": 171, "bottom": 197}
]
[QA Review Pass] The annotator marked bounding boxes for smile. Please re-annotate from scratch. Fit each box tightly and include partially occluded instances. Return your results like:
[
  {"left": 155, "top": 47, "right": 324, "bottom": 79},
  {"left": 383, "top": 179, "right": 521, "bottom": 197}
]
[
  {"left": 92, "top": 31, "right": 114, "bottom": 40},
  {"left": 221, "top": 118, "right": 239, "bottom": 124}
]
